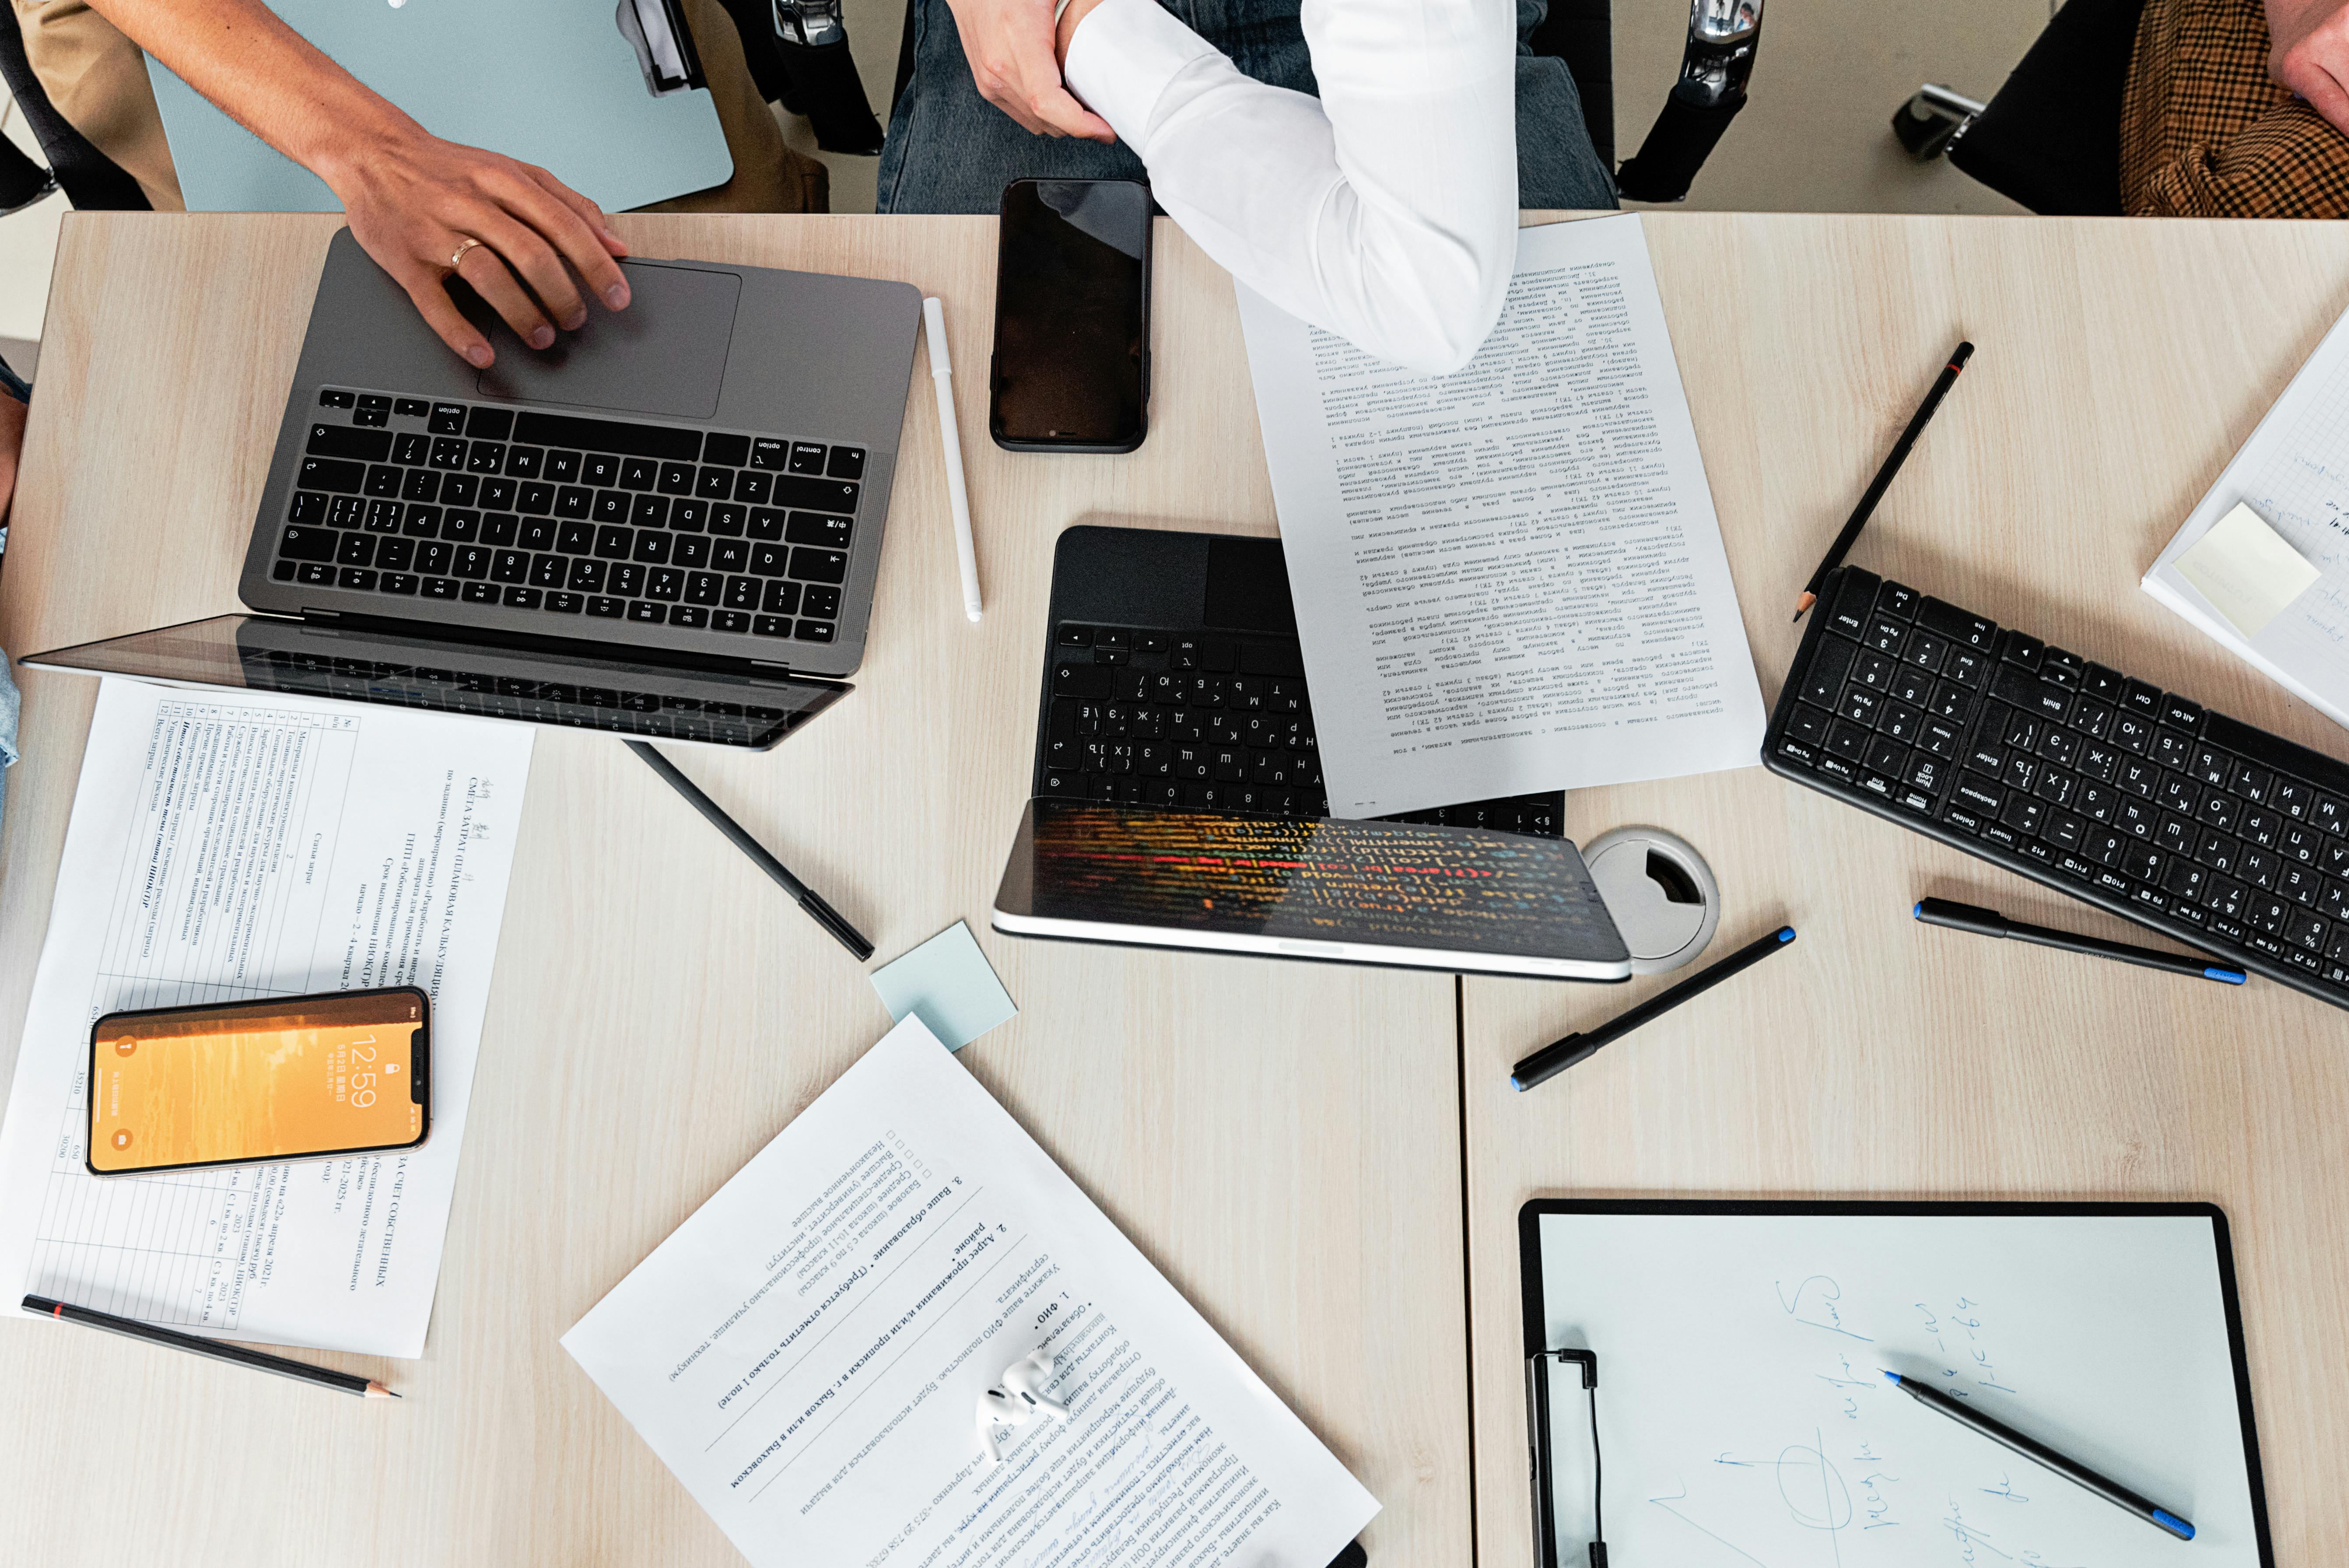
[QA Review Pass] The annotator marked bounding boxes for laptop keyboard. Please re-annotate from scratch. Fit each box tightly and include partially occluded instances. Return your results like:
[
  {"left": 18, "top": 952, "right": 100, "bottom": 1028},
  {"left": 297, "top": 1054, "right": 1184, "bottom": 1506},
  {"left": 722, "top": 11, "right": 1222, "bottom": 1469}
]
[
  {"left": 273, "top": 388, "right": 865, "bottom": 648},
  {"left": 1767, "top": 566, "right": 2349, "bottom": 1010},
  {"left": 1043, "top": 621, "right": 1565, "bottom": 836}
]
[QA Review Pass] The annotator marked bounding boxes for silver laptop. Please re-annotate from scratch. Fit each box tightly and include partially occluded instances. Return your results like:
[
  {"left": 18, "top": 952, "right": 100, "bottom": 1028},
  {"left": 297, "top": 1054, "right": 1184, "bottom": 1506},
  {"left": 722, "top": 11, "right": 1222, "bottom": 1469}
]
[
  {"left": 234, "top": 228, "right": 918, "bottom": 679},
  {"left": 148, "top": 0, "right": 733, "bottom": 213}
]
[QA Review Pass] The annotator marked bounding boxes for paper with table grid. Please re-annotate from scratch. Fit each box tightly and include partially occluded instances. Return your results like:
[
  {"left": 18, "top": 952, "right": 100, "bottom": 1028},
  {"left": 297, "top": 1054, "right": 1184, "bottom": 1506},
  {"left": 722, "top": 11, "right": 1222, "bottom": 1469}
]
[
  {"left": 0, "top": 679, "right": 530, "bottom": 1357},
  {"left": 2145, "top": 303, "right": 2349, "bottom": 730}
]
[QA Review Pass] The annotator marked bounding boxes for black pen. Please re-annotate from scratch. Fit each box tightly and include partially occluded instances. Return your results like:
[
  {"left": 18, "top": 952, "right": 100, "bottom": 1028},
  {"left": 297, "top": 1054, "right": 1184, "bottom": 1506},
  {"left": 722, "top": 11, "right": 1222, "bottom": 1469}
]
[
  {"left": 1914, "top": 897, "right": 2245, "bottom": 986},
  {"left": 625, "top": 740, "right": 875, "bottom": 960},
  {"left": 1793, "top": 341, "right": 1973, "bottom": 622},
  {"left": 1883, "top": 1371, "right": 2194, "bottom": 1540},
  {"left": 24, "top": 1295, "right": 398, "bottom": 1399},
  {"left": 1511, "top": 926, "right": 1796, "bottom": 1092}
]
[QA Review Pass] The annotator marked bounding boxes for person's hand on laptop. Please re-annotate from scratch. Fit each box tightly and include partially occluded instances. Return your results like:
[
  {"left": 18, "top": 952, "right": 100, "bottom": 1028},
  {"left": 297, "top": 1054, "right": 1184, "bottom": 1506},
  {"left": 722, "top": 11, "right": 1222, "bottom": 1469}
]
[
  {"left": 945, "top": 0, "right": 1114, "bottom": 139},
  {"left": 88, "top": 0, "right": 634, "bottom": 367}
]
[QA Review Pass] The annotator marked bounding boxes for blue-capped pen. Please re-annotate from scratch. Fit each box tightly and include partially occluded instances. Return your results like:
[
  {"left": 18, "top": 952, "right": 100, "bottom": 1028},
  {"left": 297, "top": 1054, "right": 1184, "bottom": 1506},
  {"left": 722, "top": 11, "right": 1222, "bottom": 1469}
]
[
  {"left": 1511, "top": 926, "right": 1797, "bottom": 1091},
  {"left": 1913, "top": 897, "right": 2245, "bottom": 986},
  {"left": 1883, "top": 1371, "right": 2195, "bottom": 1541}
]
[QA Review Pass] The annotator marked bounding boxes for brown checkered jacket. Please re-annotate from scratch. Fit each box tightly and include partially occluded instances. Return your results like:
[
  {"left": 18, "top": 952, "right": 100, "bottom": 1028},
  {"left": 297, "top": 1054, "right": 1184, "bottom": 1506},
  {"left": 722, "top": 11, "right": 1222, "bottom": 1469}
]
[{"left": 2123, "top": 0, "right": 2349, "bottom": 215}]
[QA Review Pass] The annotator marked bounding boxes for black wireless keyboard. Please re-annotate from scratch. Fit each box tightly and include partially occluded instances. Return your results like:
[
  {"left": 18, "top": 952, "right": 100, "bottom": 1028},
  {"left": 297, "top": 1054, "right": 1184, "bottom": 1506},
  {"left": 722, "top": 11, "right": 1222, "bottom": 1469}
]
[
  {"left": 1040, "top": 620, "right": 1565, "bottom": 837},
  {"left": 275, "top": 387, "right": 862, "bottom": 645},
  {"left": 1765, "top": 566, "right": 2349, "bottom": 1010}
]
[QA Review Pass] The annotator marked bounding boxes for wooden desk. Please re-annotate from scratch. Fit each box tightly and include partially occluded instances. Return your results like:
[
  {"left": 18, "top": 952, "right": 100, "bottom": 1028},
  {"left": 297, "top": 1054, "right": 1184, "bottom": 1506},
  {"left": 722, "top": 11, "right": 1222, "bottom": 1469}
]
[
  {"left": 0, "top": 215, "right": 1468, "bottom": 1564},
  {"left": 1463, "top": 216, "right": 2349, "bottom": 1564},
  {"left": 7, "top": 211, "right": 2348, "bottom": 1566}
]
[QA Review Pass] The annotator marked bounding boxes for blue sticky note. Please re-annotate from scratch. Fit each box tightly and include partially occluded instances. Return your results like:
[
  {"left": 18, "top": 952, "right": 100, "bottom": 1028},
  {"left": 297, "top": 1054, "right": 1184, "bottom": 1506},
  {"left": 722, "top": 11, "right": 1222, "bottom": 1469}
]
[{"left": 869, "top": 922, "right": 1017, "bottom": 1051}]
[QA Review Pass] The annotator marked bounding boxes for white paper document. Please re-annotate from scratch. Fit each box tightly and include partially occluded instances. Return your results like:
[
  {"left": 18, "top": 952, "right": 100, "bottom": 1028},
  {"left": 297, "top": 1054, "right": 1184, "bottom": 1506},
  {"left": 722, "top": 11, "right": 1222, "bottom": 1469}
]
[
  {"left": 0, "top": 679, "right": 531, "bottom": 1357},
  {"left": 563, "top": 1015, "right": 1378, "bottom": 1568},
  {"left": 2145, "top": 303, "right": 2349, "bottom": 729},
  {"left": 1237, "top": 213, "right": 1767, "bottom": 817},
  {"left": 1532, "top": 1210, "right": 2262, "bottom": 1565}
]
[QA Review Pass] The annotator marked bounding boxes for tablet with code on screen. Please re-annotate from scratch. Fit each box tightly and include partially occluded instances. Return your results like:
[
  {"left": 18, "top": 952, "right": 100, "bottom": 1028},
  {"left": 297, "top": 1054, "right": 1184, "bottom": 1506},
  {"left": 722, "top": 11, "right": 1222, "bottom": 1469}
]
[{"left": 991, "top": 801, "right": 1633, "bottom": 980}]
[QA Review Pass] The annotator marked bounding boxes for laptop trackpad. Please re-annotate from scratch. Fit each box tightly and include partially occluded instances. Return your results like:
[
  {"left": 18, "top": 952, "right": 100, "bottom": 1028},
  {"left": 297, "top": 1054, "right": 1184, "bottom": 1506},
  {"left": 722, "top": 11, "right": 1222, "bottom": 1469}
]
[{"left": 471, "top": 260, "right": 739, "bottom": 419}]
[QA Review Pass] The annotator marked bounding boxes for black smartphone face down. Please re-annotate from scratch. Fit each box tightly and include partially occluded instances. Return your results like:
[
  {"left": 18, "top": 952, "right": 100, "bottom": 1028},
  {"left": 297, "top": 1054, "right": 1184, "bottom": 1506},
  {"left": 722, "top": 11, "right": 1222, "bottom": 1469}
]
[{"left": 991, "top": 179, "right": 1151, "bottom": 452}]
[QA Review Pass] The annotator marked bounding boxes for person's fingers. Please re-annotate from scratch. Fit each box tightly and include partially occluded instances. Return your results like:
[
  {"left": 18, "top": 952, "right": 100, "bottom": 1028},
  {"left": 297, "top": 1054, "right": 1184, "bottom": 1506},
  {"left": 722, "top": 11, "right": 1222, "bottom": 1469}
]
[
  {"left": 511, "top": 166, "right": 634, "bottom": 308},
  {"left": 1030, "top": 85, "right": 1115, "bottom": 143},
  {"left": 477, "top": 210, "right": 589, "bottom": 332},
  {"left": 456, "top": 243, "right": 557, "bottom": 351},
  {"left": 2308, "top": 68, "right": 2349, "bottom": 136},
  {"left": 395, "top": 263, "right": 495, "bottom": 368},
  {"left": 977, "top": 76, "right": 1051, "bottom": 135}
]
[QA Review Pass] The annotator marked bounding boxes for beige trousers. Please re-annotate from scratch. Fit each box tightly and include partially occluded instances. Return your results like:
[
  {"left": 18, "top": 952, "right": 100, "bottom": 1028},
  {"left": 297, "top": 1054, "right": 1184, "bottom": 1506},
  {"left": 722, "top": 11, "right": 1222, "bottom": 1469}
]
[{"left": 10, "top": 0, "right": 825, "bottom": 213}]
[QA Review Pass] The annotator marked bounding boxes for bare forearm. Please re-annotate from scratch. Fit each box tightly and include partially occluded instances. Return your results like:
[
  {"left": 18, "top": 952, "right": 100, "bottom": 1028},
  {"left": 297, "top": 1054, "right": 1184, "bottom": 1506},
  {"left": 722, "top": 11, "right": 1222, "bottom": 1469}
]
[{"left": 85, "top": 0, "right": 416, "bottom": 186}]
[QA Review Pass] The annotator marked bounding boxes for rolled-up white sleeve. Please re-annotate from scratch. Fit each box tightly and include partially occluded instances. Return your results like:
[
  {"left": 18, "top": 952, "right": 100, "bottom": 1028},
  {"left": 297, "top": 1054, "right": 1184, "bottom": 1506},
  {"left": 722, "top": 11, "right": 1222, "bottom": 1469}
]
[{"left": 1063, "top": 0, "right": 1519, "bottom": 376}]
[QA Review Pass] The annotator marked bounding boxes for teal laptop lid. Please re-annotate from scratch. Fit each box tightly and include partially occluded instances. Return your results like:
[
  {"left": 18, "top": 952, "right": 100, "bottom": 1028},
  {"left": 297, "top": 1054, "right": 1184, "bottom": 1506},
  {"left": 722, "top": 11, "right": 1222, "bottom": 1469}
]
[{"left": 146, "top": 0, "right": 734, "bottom": 213}]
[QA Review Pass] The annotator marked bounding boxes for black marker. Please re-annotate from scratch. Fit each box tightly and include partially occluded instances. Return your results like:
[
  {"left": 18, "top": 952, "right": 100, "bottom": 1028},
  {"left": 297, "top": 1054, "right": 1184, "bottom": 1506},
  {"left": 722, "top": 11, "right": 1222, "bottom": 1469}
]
[
  {"left": 1511, "top": 926, "right": 1796, "bottom": 1092},
  {"left": 1915, "top": 896, "right": 2245, "bottom": 986},
  {"left": 1882, "top": 1371, "right": 2194, "bottom": 1540}
]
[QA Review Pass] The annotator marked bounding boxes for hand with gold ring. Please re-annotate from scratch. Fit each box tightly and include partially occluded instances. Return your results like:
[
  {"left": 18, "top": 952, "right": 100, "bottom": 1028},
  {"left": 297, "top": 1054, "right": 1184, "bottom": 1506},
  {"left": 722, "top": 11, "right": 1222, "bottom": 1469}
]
[{"left": 80, "top": 0, "right": 636, "bottom": 369}]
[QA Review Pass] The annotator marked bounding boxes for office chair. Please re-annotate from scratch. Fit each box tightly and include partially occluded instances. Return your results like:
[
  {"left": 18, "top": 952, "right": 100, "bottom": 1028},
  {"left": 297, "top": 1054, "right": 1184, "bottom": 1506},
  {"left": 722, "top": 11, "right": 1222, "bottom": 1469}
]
[
  {"left": 1891, "top": 0, "right": 2148, "bottom": 215},
  {"left": 883, "top": 0, "right": 1758, "bottom": 205},
  {"left": 0, "top": 3, "right": 147, "bottom": 210}
]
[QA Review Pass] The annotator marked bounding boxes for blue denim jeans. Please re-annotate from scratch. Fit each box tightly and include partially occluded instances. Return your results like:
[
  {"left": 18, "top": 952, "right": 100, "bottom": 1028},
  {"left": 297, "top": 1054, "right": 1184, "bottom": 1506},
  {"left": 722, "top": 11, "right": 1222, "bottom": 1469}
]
[{"left": 876, "top": 0, "right": 1617, "bottom": 214}]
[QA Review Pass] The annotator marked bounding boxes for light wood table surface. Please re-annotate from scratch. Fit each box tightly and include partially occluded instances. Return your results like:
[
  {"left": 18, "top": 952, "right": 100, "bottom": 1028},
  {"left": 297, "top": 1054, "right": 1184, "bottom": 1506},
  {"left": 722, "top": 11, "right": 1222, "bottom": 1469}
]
[
  {"left": 1464, "top": 218, "right": 2349, "bottom": 1566},
  {"left": 0, "top": 214, "right": 1468, "bottom": 1565},
  {"left": 5, "top": 211, "right": 2348, "bottom": 1568}
]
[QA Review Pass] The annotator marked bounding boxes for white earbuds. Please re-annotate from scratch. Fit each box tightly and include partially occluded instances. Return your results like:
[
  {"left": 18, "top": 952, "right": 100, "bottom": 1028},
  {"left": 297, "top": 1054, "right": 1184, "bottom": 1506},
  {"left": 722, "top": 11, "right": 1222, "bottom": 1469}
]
[{"left": 974, "top": 1349, "right": 1068, "bottom": 1468}]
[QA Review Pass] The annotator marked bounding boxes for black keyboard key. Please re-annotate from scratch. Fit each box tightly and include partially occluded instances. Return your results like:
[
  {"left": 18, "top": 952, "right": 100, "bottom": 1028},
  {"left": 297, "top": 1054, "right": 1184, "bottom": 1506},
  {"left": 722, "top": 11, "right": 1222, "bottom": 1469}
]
[
  {"left": 380, "top": 572, "right": 418, "bottom": 595},
  {"left": 1799, "top": 635, "right": 1853, "bottom": 707},
  {"left": 376, "top": 537, "right": 414, "bottom": 571},
  {"left": 619, "top": 457, "right": 659, "bottom": 490},
  {"left": 749, "top": 437, "right": 790, "bottom": 469},
  {"left": 441, "top": 474, "right": 480, "bottom": 507},
  {"left": 1824, "top": 571, "right": 1879, "bottom": 638},
  {"left": 658, "top": 461, "right": 697, "bottom": 496},
  {"left": 529, "top": 553, "right": 567, "bottom": 589},
  {"left": 278, "top": 525, "right": 340, "bottom": 562},
  {"left": 502, "top": 586, "right": 542, "bottom": 610},
  {"left": 735, "top": 471, "right": 774, "bottom": 505},
  {"left": 587, "top": 595, "right": 625, "bottom": 618},
  {"left": 548, "top": 592, "right": 584, "bottom": 614},
  {"left": 627, "top": 601, "right": 667, "bottom": 624},
  {"left": 442, "top": 510, "right": 481, "bottom": 543},
  {"left": 695, "top": 465, "right": 735, "bottom": 499},
  {"left": 633, "top": 494, "right": 670, "bottom": 529},
  {"left": 335, "top": 533, "right": 376, "bottom": 567},
  {"left": 629, "top": 533, "right": 672, "bottom": 565},
  {"left": 787, "top": 441, "right": 826, "bottom": 474},
  {"left": 610, "top": 564, "right": 645, "bottom": 596},
  {"left": 568, "top": 558, "right": 607, "bottom": 592},
  {"left": 723, "top": 575, "right": 760, "bottom": 610},
  {"left": 670, "top": 605, "right": 710, "bottom": 629},
  {"left": 288, "top": 490, "right": 330, "bottom": 525},
  {"left": 827, "top": 445, "right": 865, "bottom": 479},
  {"left": 416, "top": 540, "right": 454, "bottom": 575},
  {"left": 1838, "top": 687, "right": 1883, "bottom": 726},
  {"left": 427, "top": 437, "right": 467, "bottom": 471},
  {"left": 748, "top": 507, "right": 786, "bottom": 541},
  {"left": 701, "top": 432, "right": 750, "bottom": 467},
  {"left": 1865, "top": 736, "right": 1907, "bottom": 778},
  {"left": 299, "top": 457, "right": 367, "bottom": 493},
  {"left": 645, "top": 567, "right": 684, "bottom": 602},
  {"left": 786, "top": 512, "right": 854, "bottom": 548},
  {"left": 336, "top": 567, "right": 377, "bottom": 590},
  {"left": 1916, "top": 595, "right": 1996, "bottom": 650},
  {"left": 794, "top": 544, "right": 850, "bottom": 582},
  {"left": 593, "top": 525, "right": 632, "bottom": 559},
  {"left": 762, "top": 580, "right": 802, "bottom": 616},
  {"left": 671, "top": 536, "right": 709, "bottom": 570},
  {"left": 319, "top": 388, "right": 356, "bottom": 409},
  {"left": 1999, "top": 630, "right": 2043, "bottom": 671},
  {"left": 363, "top": 463, "right": 403, "bottom": 498},
  {"left": 670, "top": 500, "right": 707, "bottom": 532},
  {"left": 505, "top": 446, "right": 543, "bottom": 480},
  {"left": 2159, "top": 694, "right": 2202, "bottom": 733},
  {"left": 482, "top": 513, "right": 518, "bottom": 546},
  {"left": 514, "top": 411, "right": 698, "bottom": 462},
  {"left": 1054, "top": 662, "right": 1114, "bottom": 698},
  {"left": 771, "top": 475, "right": 860, "bottom": 513},
  {"left": 685, "top": 571, "right": 723, "bottom": 606},
  {"left": 796, "top": 620, "right": 836, "bottom": 643},
  {"left": 2040, "top": 648, "right": 2083, "bottom": 687},
  {"left": 461, "top": 581, "right": 500, "bottom": 604}
]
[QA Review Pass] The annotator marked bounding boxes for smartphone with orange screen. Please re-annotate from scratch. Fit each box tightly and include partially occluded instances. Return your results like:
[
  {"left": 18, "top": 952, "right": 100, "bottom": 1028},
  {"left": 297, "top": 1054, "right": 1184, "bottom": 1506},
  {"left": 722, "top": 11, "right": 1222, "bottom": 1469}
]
[{"left": 87, "top": 988, "right": 429, "bottom": 1176}]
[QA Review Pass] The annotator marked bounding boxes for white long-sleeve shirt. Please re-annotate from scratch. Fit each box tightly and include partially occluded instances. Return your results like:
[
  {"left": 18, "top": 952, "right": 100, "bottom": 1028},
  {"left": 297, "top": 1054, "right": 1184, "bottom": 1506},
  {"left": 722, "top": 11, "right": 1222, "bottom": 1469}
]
[{"left": 1062, "top": 0, "right": 1519, "bottom": 376}]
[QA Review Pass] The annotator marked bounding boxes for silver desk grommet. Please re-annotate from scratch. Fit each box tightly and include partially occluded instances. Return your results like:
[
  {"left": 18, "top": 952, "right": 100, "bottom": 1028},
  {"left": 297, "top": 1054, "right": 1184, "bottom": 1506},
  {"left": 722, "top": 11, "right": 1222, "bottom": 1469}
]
[{"left": 1583, "top": 825, "right": 1720, "bottom": 975}]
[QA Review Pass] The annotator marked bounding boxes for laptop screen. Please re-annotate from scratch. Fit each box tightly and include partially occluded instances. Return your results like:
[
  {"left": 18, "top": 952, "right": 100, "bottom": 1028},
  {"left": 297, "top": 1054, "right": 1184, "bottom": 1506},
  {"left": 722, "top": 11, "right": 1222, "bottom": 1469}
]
[{"left": 22, "top": 615, "right": 846, "bottom": 750}]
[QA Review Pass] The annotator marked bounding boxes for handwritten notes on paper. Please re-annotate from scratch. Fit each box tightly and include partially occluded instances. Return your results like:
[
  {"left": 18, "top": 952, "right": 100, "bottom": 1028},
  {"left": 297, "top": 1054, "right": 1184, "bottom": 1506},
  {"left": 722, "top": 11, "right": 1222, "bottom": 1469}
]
[
  {"left": 1531, "top": 1210, "right": 2263, "bottom": 1565},
  {"left": 563, "top": 1016, "right": 1376, "bottom": 1568},
  {"left": 1236, "top": 214, "right": 1766, "bottom": 818}
]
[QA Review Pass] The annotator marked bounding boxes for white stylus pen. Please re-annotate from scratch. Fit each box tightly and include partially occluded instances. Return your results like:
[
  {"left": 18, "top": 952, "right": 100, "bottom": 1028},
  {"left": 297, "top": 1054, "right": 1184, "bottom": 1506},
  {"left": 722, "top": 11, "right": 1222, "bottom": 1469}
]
[{"left": 922, "top": 296, "right": 982, "bottom": 623}]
